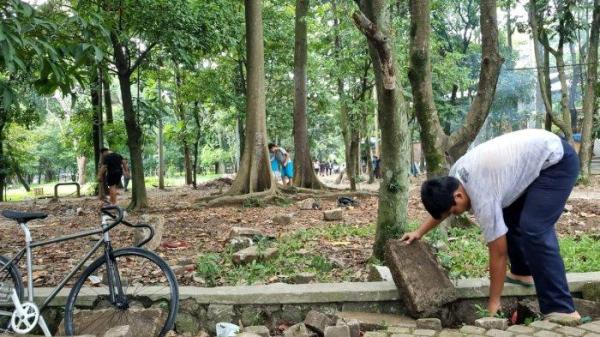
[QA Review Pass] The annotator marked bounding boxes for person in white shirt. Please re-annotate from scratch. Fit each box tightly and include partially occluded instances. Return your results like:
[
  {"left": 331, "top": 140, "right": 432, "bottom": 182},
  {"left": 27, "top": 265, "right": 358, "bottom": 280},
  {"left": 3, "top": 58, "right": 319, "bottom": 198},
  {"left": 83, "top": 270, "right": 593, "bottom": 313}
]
[{"left": 402, "top": 129, "right": 580, "bottom": 321}]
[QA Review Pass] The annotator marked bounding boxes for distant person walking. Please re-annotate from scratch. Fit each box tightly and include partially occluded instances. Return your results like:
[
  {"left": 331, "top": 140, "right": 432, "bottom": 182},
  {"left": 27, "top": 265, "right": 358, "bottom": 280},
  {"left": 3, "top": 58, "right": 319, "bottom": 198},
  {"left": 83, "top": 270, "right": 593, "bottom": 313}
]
[
  {"left": 268, "top": 143, "right": 293, "bottom": 186},
  {"left": 98, "top": 148, "right": 125, "bottom": 205},
  {"left": 122, "top": 158, "right": 131, "bottom": 192}
]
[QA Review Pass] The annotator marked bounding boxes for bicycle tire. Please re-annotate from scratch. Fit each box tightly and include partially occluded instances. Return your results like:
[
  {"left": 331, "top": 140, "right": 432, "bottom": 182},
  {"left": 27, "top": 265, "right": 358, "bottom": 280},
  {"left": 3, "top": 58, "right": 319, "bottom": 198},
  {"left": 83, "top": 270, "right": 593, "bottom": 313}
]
[
  {"left": 63, "top": 247, "right": 179, "bottom": 337},
  {"left": 0, "top": 255, "right": 23, "bottom": 331}
]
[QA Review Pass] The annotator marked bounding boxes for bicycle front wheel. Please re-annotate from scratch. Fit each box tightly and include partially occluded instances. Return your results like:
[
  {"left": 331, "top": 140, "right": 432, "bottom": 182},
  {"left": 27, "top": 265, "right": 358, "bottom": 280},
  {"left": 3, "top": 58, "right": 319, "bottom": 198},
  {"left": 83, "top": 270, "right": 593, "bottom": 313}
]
[{"left": 64, "top": 247, "right": 179, "bottom": 337}]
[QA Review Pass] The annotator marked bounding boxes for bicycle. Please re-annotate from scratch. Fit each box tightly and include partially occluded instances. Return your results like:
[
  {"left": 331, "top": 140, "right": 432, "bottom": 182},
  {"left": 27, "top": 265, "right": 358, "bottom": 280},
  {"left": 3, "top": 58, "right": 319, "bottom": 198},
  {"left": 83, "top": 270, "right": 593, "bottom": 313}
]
[{"left": 0, "top": 205, "right": 179, "bottom": 337}]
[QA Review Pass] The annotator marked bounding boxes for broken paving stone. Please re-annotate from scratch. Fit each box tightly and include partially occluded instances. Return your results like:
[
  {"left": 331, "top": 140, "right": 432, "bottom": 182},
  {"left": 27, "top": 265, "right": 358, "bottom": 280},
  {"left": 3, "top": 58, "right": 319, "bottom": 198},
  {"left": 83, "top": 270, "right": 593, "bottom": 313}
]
[
  {"left": 533, "top": 330, "right": 563, "bottom": 337},
  {"left": 232, "top": 246, "right": 278, "bottom": 265},
  {"left": 284, "top": 323, "right": 311, "bottom": 337},
  {"left": 475, "top": 317, "right": 508, "bottom": 331},
  {"left": 273, "top": 214, "right": 293, "bottom": 225},
  {"left": 292, "top": 272, "right": 316, "bottom": 284},
  {"left": 230, "top": 236, "right": 255, "bottom": 251},
  {"left": 367, "top": 265, "right": 393, "bottom": 282},
  {"left": 384, "top": 240, "right": 456, "bottom": 317},
  {"left": 416, "top": 318, "right": 442, "bottom": 331},
  {"left": 299, "top": 198, "right": 320, "bottom": 210},
  {"left": 413, "top": 329, "right": 437, "bottom": 336},
  {"left": 485, "top": 329, "right": 513, "bottom": 337},
  {"left": 230, "top": 226, "right": 264, "bottom": 239},
  {"left": 339, "top": 319, "right": 360, "bottom": 337},
  {"left": 573, "top": 298, "right": 600, "bottom": 321},
  {"left": 242, "top": 326, "right": 270, "bottom": 337},
  {"left": 546, "top": 312, "right": 585, "bottom": 327},
  {"left": 529, "top": 321, "right": 560, "bottom": 331},
  {"left": 304, "top": 310, "right": 335, "bottom": 335},
  {"left": 582, "top": 282, "right": 600, "bottom": 302},
  {"left": 460, "top": 326, "right": 487, "bottom": 335},
  {"left": 555, "top": 326, "right": 587, "bottom": 337},
  {"left": 323, "top": 209, "right": 343, "bottom": 221},
  {"left": 103, "top": 325, "right": 131, "bottom": 337},
  {"left": 324, "top": 325, "right": 351, "bottom": 337},
  {"left": 506, "top": 326, "right": 536, "bottom": 334}
]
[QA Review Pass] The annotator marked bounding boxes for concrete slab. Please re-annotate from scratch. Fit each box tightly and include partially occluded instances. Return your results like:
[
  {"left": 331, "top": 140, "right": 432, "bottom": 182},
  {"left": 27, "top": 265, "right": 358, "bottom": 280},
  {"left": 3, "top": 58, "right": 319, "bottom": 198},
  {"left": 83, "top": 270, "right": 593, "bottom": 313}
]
[{"left": 384, "top": 240, "right": 457, "bottom": 317}]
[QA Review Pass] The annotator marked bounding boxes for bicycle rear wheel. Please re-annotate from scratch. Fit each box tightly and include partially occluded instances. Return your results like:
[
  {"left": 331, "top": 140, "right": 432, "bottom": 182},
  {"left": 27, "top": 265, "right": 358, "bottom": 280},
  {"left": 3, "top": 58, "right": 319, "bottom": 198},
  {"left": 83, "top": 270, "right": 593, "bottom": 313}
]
[
  {"left": 64, "top": 247, "right": 178, "bottom": 337},
  {"left": 0, "top": 255, "right": 23, "bottom": 332}
]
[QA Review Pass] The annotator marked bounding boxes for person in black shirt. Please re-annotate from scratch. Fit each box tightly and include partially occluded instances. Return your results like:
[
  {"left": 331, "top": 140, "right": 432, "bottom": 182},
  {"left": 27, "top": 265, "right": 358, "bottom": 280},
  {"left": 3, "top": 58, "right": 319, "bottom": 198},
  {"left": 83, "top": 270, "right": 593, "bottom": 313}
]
[{"left": 98, "top": 148, "right": 124, "bottom": 205}]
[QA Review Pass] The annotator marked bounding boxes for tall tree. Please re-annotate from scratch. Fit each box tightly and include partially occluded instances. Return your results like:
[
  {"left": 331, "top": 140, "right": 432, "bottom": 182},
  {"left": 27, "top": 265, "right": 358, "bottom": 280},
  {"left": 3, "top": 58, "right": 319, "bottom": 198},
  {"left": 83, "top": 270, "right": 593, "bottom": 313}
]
[
  {"left": 225, "top": 0, "right": 276, "bottom": 197},
  {"left": 293, "top": 0, "right": 325, "bottom": 189},
  {"left": 408, "top": 0, "right": 503, "bottom": 177},
  {"left": 579, "top": 0, "right": 600, "bottom": 181},
  {"left": 354, "top": 1, "right": 411, "bottom": 260}
]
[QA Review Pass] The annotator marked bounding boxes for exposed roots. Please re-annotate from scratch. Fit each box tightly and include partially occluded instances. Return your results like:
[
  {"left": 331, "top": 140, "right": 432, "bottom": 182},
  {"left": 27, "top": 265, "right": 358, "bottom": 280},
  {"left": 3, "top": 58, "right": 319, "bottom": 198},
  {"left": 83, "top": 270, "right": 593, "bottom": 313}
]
[{"left": 197, "top": 187, "right": 281, "bottom": 207}]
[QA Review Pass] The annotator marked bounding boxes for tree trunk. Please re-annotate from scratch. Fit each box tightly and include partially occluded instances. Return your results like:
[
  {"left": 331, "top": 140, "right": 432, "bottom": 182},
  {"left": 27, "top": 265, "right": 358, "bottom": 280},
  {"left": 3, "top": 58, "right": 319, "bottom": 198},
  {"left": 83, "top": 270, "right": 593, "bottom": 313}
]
[
  {"left": 174, "top": 64, "right": 194, "bottom": 185},
  {"left": 10, "top": 156, "right": 30, "bottom": 192},
  {"left": 101, "top": 64, "right": 114, "bottom": 147},
  {"left": 112, "top": 36, "right": 148, "bottom": 209},
  {"left": 354, "top": 1, "right": 410, "bottom": 260},
  {"left": 77, "top": 156, "right": 87, "bottom": 186},
  {"left": 506, "top": 3, "right": 512, "bottom": 53},
  {"left": 348, "top": 132, "right": 360, "bottom": 190},
  {"left": 236, "top": 58, "right": 247, "bottom": 160},
  {"left": 579, "top": 0, "right": 600, "bottom": 181},
  {"left": 227, "top": 0, "right": 275, "bottom": 195},
  {"left": 292, "top": 0, "right": 324, "bottom": 189},
  {"left": 192, "top": 102, "right": 202, "bottom": 188},
  {"left": 408, "top": 0, "right": 503, "bottom": 177},
  {"left": 91, "top": 67, "right": 103, "bottom": 175},
  {"left": 158, "top": 78, "right": 165, "bottom": 190},
  {"left": 569, "top": 42, "right": 581, "bottom": 132},
  {"left": 0, "top": 115, "right": 6, "bottom": 202}
]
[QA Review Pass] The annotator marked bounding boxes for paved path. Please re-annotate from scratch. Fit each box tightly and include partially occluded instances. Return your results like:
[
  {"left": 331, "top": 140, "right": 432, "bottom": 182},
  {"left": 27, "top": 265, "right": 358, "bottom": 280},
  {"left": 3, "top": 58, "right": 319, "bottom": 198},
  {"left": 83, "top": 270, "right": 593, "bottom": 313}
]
[{"left": 365, "top": 319, "right": 600, "bottom": 337}]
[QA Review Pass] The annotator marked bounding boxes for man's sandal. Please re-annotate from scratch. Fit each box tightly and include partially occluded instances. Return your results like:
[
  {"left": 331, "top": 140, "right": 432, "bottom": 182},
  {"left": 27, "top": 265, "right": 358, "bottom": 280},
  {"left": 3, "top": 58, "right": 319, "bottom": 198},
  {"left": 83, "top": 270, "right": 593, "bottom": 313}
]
[{"left": 505, "top": 275, "right": 534, "bottom": 288}]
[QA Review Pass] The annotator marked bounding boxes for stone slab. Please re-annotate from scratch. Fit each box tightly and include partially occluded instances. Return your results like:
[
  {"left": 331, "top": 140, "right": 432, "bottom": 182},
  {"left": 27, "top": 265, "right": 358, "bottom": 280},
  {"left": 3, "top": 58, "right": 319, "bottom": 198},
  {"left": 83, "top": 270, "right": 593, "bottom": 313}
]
[
  {"left": 530, "top": 321, "right": 560, "bottom": 331},
  {"left": 336, "top": 312, "right": 416, "bottom": 331},
  {"left": 485, "top": 329, "right": 513, "bottom": 337},
  {"left": 460, "top": 326, "right": 486, "bottom": 335},
  {"left": 533, "top": 330, "right": 563, "bottom": 337},
  {"left": 506, "top": 325, "right": 536, "bottom": 334},
  {"left": 556, "top": 327, "right": 587, "bottom": 337},
  {"left": 385, "top": 240, "right": 457, "bottom": 317}
]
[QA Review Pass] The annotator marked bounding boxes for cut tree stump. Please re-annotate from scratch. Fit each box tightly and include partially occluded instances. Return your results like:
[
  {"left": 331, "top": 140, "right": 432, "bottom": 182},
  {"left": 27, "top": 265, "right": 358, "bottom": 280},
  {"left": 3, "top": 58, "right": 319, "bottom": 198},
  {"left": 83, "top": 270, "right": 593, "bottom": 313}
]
[{"left": 384, "top": 240, "right": 457, "bottom": 317}]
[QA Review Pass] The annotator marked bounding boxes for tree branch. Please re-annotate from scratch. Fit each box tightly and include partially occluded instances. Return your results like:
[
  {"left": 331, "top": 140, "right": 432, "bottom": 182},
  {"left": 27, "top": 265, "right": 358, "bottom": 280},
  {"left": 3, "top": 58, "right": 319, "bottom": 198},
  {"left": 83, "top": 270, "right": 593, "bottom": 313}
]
[
  {"left": 352, "top": 10, "right": 396, "bottom": 90},
  {"left": 128, "top": 42, "right": 157, "bottom": 76}
]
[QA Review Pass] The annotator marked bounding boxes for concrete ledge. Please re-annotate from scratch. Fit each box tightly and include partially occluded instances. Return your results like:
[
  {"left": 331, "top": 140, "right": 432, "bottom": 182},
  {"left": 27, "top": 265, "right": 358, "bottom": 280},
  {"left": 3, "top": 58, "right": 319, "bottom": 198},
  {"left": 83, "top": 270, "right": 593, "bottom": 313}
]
[{"left": 32, "top": 272, "right": 600, "bottom": 306}]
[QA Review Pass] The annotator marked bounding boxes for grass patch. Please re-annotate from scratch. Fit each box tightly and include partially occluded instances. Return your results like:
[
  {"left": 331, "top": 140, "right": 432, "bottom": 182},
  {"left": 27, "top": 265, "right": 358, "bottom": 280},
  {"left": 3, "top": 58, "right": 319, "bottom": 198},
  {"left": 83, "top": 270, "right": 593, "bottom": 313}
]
[
  {"left": 196, "top": 222, "right": 376, "bottom": 286},
  {"left": 430, "top": 225, "right": 600, "bottom": 279}
]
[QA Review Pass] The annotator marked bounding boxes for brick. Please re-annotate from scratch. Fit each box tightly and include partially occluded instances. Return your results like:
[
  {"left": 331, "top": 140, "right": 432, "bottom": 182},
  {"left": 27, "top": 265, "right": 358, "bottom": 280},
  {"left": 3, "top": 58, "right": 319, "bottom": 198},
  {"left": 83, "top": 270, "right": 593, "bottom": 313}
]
[
  {"left": 475, "top": 318, "right": 509, "bottom": 331},
  {"left": 506, "top": 326, "right": 536, "bottom": 334},
  {"left": 460, "top": 326, "right": 486, "bottom": 335},
  {"left": 580, "top": 324, "right": 600, "bottom": 334},
  {"left": 417, "top": 319, "right": 442, "bottom": 331},
  {"left": 325, "top": 325, "right": 351, "bottom": 337},
  {"left": 439, "top": 330, "right": 465, "bottom": 337},
  {"left": 413, "top": 329, "right": 438, "bottom": 336},
  {"left": 384, "top": 240, "right": 456, "bottom": 317},
  {"left": 485, "top": 329, "right": 513, "bottom": 337},
  {"left": 387, "top": 327, "right": 411, "bottom": 334},
  {"left": 556, "top": 327, "right": 586, "bottom": 337},
  {"left": 530, "top": 321, "right": 559, "bottom": 331},
  {"left": 533, "top": 330, "right": 563, "bottom": 337}
]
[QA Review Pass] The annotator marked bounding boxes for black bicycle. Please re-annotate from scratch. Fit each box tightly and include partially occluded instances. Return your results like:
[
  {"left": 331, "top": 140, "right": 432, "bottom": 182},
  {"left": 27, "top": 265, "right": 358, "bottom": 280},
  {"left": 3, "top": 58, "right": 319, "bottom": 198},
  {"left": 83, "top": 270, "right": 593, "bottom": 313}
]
[{"left": 0, "top": 205, "right": 179, "bottom": 337}]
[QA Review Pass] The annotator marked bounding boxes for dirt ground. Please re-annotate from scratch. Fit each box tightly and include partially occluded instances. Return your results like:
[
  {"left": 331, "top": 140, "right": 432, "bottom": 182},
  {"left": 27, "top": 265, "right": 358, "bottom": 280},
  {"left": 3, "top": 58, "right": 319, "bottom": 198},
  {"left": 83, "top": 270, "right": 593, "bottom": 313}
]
[{"left": 0, "top": 175, "right": 598, "bottom": 288}]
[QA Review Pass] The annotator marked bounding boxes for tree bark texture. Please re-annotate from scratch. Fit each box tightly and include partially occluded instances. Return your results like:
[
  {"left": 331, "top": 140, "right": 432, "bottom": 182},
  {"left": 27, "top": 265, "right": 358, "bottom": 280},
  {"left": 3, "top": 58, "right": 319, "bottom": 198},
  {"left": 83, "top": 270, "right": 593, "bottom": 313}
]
[
  {"left": 77, "top": 156, "right": 87, "bottom": 186},
  {"left": 569, "top": 42, "right": 581, "bottom": 131},
  {"left": 292, "top": 0, "right": 324, "bottom": 189},
  {"left": 112, "top": 35, "right": 149, "bottom": 209},
  {"left": 158, "top": 78, "right": 165, "bottom": 190},
  {"left": 579, "top": 0, "right": 600, "bottom": 180},
  {"left": 102, "top": 65, "right": 113, "bottom": 124},
  {"left": 0, "top": 118, "right": 5, "bottom": 202},
  {"left": 227, "top": 0, "right": 275, "bottom": 195},
  {"left": 91, "top": 67, "right": 103, "bottom": 175},
  {"left": 354, "top": 1, "right": 410, "bottom": 260},
  {"left": 174, "top": 64, "right": 193, "bottom": 185},
  {"left": 408, "top": 0, "right": 503, "bottom": 177}
]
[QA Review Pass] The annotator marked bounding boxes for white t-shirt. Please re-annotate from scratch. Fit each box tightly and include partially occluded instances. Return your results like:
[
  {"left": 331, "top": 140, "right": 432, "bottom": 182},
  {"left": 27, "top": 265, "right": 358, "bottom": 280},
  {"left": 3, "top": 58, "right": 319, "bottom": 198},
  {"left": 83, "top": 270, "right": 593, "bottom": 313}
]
[{"left": 449, "top": 129, "right": 564, "bottom": 243}]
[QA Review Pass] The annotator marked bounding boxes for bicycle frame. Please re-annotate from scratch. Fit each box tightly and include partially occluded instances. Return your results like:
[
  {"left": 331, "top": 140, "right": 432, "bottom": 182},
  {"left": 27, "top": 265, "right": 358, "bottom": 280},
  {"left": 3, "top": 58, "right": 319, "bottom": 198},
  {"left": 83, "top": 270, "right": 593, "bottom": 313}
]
[{"left": 0, "top": 213, "right": 117, "bottom": 313}]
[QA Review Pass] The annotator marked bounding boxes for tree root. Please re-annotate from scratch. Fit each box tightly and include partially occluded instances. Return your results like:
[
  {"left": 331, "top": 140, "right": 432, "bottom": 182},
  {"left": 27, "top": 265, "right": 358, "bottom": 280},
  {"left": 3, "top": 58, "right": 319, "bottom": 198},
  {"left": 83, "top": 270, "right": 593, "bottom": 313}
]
[{"left": 197, "top": 188, "right": 281, "bottom": 207}]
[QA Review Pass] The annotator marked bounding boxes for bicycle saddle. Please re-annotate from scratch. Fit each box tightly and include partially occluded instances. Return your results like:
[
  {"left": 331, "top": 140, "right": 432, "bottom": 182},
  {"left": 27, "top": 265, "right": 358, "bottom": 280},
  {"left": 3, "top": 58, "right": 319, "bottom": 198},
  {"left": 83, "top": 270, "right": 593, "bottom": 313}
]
[{"left": 1, "top": 210, "right": 48, "bottom": 223}]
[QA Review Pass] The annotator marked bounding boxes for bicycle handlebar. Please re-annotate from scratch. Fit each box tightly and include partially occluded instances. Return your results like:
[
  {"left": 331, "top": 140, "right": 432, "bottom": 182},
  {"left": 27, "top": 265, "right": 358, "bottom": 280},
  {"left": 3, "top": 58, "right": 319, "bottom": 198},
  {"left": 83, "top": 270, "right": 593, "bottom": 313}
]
[
  {"left": 100, "top": 205, "right": 156, "bottom": 247},
  {"left": 100, "top": 205, "right": 124, "bottom": 231}
]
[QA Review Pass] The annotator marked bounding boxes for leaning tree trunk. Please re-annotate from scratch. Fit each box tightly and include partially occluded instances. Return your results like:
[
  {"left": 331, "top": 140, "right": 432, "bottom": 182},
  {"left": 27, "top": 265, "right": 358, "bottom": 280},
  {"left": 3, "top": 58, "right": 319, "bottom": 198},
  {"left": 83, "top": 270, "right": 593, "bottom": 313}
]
[
  {"left": 408, "top": 0, "right": 503, "bottom": 177},
  {"left": 580, "top": 0, "right": 600, "bottom": 182},
  {"left": 227, "top": 0, "right": 275, "bottom": 195},
  {"left": 354, "top": 1, "right": 410, "bottom": 260},
  {"left": 293, "top": 0, "right": 325, "bottom": 189},
  {"left": 113, "top": 38, "right": 148, "bottom": 209}
]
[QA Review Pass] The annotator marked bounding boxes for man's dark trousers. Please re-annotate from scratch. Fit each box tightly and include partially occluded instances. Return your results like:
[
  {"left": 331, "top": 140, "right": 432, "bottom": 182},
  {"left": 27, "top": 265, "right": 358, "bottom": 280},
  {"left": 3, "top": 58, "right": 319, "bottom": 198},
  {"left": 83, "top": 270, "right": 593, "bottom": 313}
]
[{"left": 502, "top": 139, "right": 579, "bottom": 314}]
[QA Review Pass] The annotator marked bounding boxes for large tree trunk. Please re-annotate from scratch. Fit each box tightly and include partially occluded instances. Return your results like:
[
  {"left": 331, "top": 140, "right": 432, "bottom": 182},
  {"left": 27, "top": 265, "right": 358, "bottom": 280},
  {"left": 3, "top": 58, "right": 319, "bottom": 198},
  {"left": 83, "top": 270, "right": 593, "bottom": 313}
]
[
  {"left": 580, "top": 0, "right": 600, "bottom": 181},
  {"left": 112, "top": 36, "right": 149, "bottom": 209},
  {"left": 569, "top": 42, "right": 581, "bottom": 132},
  {"left": 91, "top": 67, "right": 103, "bottom": 174},
  {"left": 77, "top": 156, "right": 87, "bottom": 186},
  {"left": 192, "top": 102, "right": 202, "bottom": 188},
  {"left": 158, "top": 78, "right": 165, "bottom": 190},
  {"left": 292, "top": 0, "right": 324, "bottom": 189},
  {"left": 236, "top": 58, "right": 247, "bottom": 161},
  {"left": 354, "top": 1, "right": 410, "bottom": 260},
  {"left": 174, "top": 64, "right": 194, "bottom": 185},
  {"left": 0, "top": 119, "right": 5, "bottom": 202},
  {"left": 408, "top": 0, "right": 503, "bottom": 177},
  {"left": 101, "top": 64, "right": 114, "bottom": 147},
  {"left": 227, "top": 0, "right": 275, "bottom": 195}
]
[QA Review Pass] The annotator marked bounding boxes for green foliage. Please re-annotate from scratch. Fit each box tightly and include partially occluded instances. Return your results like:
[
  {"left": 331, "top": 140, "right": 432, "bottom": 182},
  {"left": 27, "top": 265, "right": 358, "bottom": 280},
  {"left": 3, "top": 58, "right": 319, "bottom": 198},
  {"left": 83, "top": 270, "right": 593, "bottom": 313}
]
[{"left": 196, "top": 253, "right": 221, "bottom": 287}]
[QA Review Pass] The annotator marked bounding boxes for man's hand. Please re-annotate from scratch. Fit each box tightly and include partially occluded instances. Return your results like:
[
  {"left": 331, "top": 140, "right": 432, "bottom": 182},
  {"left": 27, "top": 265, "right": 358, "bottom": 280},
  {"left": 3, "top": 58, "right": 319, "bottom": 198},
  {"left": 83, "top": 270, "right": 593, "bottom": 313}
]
[{"left": 400, "top": 231, "right": 421, "bottom": 244}]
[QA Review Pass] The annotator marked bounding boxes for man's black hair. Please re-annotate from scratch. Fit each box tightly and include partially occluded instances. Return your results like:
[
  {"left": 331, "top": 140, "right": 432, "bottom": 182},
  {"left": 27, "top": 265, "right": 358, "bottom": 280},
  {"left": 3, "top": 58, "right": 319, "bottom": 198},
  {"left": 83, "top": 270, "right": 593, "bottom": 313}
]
[
  {"left": 100, "top": 147, "right": 109, "bottom": 153},
  {"left": 420, "top": 176, "right": 460, "bottom": 220},
  {"left": 268, "top": 143, "right": 276, "bottom": 150}
]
